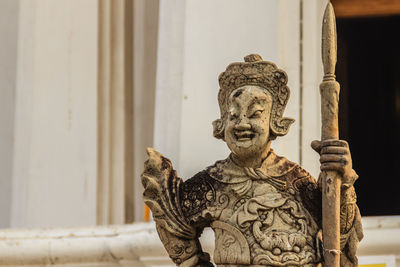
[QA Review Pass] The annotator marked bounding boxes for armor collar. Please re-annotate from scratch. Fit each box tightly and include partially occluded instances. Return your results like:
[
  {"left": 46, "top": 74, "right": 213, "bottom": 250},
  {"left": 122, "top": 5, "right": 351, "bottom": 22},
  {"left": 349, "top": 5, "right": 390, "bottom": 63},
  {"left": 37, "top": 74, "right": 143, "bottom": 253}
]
[{"left": 207, "top": 149, "right": 296, "bottom": 184}]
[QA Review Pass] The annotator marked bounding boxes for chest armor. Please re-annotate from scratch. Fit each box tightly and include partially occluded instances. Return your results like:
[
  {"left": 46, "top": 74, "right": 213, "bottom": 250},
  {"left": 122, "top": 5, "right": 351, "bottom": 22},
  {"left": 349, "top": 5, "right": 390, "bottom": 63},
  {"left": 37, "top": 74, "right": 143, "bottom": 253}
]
[{"left": 204, "top": 181, "right": 320, "bottom": 266}]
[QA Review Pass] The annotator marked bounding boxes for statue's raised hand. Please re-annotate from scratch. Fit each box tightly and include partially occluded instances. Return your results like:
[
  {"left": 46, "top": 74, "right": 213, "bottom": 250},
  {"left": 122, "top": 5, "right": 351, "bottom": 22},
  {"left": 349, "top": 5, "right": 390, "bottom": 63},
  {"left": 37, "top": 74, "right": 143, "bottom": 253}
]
[
  {"left": 142, "top": 148, "right": 169, "bottom": 184},
  {"left": 141, "top": 148, "right": 177, "bottom": 217},
  {"left": 141, "top": 148, "right": 204, "bottom": 266}
]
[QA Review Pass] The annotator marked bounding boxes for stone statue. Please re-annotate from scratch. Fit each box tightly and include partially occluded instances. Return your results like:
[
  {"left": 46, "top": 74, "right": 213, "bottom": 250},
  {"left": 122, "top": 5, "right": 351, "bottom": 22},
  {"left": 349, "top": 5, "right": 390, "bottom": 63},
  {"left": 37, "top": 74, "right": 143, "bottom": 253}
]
[{"left": 141, "top": 52, "right": 363, "bottom": 266}]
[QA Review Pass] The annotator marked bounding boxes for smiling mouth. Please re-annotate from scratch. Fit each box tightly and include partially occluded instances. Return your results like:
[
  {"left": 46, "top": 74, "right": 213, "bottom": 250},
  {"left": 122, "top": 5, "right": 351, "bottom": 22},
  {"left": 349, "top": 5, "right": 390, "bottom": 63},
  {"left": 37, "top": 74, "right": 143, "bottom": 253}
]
[{"left": 234, "top": 130, "right": 255, "bottom": 141}]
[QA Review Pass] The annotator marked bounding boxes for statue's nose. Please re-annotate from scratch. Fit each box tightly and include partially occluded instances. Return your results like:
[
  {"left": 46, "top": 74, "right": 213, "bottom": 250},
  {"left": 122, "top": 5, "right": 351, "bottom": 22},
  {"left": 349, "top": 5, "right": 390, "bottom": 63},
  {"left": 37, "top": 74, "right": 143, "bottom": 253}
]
[{"left": 234, "top": 119, "right": 251, "bottom": 131}]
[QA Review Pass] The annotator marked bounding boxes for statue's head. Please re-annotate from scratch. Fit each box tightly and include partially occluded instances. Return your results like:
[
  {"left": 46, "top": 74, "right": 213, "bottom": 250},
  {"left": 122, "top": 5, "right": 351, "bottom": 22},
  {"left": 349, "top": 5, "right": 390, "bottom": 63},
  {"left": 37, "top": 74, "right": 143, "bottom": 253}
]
[{"left": 213, "top": 54, "right": 294, "bottom": 157}]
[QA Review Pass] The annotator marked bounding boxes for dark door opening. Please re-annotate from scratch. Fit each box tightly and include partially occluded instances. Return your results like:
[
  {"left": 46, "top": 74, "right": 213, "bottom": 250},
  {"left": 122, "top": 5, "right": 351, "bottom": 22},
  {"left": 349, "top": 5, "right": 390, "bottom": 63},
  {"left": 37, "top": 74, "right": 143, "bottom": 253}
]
[{"left": 336, "top": 16, "right": 400, "bottom": 216}]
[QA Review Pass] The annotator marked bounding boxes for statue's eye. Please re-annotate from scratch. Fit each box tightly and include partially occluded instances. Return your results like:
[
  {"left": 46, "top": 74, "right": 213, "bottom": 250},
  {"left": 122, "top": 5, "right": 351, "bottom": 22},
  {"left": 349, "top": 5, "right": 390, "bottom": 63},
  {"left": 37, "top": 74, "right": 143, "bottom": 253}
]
[
  {"left": 229, "top": 113, "right": 238, "bottom": 120},
  {"left": 250, "top": 110, "right": 263, "bottom": 118}
]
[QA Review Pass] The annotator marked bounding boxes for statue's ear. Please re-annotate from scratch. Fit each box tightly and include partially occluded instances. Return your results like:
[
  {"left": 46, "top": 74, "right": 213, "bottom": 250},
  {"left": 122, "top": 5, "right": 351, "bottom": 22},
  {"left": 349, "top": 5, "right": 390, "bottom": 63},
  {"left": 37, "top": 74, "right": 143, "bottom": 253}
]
[
  {"left": 271, "top": 117, "right": 295, "bottom": 136},
  {"left": 212, "top": 119, "right": 225, "bottom": 140}
]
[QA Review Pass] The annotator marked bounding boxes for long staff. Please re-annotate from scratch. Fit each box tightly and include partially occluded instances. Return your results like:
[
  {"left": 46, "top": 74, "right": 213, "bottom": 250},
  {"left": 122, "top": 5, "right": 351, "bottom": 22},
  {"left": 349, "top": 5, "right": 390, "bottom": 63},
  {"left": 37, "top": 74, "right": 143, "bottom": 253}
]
[{"left": 320, "top": 2, "right": 341, "bottom": 266}]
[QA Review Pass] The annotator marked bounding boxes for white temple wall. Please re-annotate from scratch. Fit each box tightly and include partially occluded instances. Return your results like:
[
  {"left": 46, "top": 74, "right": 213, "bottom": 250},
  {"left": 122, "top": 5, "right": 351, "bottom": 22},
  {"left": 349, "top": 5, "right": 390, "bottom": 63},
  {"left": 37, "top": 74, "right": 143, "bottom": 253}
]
[
  {"left": 10, "top": 0, "right": 98, "bottom": 228},
  {"left": 2, "top": 0, "right": 159, "bottom": 228},
  {"left": 0, "top": 0, "right": 328, "bottom": 228},
  {"left": 154, "top": 0, "right": 315, "bottom": 180},
  {"left": 302, "top": 0, "right": 327, "bottom": 180},
  {"left": 0, "top": 0, "right": 19, "bottom": 228}
]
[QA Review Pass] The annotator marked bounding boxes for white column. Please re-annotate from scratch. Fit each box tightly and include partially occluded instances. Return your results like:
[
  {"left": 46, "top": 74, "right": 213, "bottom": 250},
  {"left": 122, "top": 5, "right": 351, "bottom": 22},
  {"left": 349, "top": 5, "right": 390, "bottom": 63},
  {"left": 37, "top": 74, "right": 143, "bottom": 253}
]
[
  {"left": 275, "top": 0, "right": 301, "bottom": 164},
  {"left": 302, "top": 0, "right": 328, "bottom": 178},
  {"left": 97, "top": 0, "right": 135, "bottom": 225},
  {"left": 153, "top": 0, "right": 186, "bottom": 173},
  {"left": 132, "top": 0, "right": 159, "bottom": 221},
  {"left": 0, "top": 0, "right": 19, "bottom": 228},
  {"left": 11, "top": 0, "right": 98, "bottom": 228}
]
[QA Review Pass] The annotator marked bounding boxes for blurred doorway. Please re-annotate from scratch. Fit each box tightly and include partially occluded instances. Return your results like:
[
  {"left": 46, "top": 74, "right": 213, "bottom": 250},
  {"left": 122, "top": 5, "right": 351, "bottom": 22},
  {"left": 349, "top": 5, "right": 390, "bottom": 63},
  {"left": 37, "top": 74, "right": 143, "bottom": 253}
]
[{"left": 333, "top": 0, "right": 400, "bottom": 216}]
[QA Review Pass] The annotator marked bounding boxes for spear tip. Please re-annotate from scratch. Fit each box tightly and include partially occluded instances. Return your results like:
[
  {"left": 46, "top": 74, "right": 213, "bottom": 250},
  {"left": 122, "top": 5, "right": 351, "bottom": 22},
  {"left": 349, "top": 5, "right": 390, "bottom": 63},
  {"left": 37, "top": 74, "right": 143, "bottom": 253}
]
[{"left": 321, "top": 1, "right": 337, "bottom": 81}]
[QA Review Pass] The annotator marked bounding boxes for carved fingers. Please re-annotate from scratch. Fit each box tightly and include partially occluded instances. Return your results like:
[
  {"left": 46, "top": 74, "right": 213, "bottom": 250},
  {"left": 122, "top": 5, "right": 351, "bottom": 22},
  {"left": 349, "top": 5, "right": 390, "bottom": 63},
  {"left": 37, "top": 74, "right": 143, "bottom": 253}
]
[
  {"left": 311, "top": 140, "right": 322, "bottom": 154},
  {"left": 311, "top": 139, "right": 357, "bottom": 187},
  {"left": 319, "top": 139, "right": 351, "bottom": 174},
  {"left": 144, "top": 147, "right": 163, "bottom": 171},
  {"left": 311, "top": 139, "right": 348, "bottom": 155},
  {"left": 142, "top": 148, "right": 172, "bottom": 186}
]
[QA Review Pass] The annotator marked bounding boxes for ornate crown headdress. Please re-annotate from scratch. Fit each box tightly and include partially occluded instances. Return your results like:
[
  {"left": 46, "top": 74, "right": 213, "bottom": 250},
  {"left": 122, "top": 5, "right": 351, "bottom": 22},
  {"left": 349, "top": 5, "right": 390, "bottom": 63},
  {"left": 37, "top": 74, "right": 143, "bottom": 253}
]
[{"left": 213, "top": 54, "right": 295, "bottom": 140}]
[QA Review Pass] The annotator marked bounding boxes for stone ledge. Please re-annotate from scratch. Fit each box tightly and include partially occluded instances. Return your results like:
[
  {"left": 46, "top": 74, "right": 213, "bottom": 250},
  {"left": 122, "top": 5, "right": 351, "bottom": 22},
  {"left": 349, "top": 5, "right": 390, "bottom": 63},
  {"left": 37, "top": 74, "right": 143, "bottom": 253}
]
[{"left": 0, "top": 216, "right": 398, "bottom": 266}]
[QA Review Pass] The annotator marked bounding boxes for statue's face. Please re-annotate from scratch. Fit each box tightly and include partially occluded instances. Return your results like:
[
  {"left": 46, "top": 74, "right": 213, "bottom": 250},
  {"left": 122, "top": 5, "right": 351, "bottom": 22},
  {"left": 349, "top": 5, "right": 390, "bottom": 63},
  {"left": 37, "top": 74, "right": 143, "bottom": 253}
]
[{"left": 224, "top": 85, "right": 272, "bottom": 158}]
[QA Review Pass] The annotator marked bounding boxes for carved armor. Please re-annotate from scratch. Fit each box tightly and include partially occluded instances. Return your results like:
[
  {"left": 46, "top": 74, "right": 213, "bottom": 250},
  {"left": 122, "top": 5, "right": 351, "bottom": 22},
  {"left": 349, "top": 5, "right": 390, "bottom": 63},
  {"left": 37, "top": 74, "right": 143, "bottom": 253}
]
[{"left": 142, "top": 149, "right": 363, "bottom": 267}]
